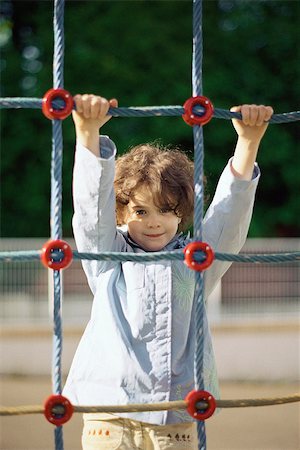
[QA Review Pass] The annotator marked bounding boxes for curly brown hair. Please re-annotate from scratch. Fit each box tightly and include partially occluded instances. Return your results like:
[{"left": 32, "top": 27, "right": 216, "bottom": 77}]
[{"left": 114, "top": 143, "right": 196, "bottom": 231}]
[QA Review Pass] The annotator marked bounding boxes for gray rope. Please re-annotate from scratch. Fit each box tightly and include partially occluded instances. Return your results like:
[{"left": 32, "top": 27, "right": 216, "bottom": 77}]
[
  {"left": 53, "top": 0, "right": 64, "bottom": 89},
  {"left": 1, "top": 97, "right": 299, "bottom": 124},
  {"left": 192, "top": 0, "right": 206, "bottom": 446},
  {"left": 0, "top": 249, "right": 299, "bottom": 264},
  {"left": 52, "top": 270, "right": 63, "bottom": 396},
  {"left": 52, "top": 1, "right": 65, "bottom": 448}
]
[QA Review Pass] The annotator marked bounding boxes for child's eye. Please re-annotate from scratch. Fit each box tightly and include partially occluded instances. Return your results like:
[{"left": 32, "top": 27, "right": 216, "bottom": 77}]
[{"left": 135, "top": 209, "right": 146, "bottom": 216}]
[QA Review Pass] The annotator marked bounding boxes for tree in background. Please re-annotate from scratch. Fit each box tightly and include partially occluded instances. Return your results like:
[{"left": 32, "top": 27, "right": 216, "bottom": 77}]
[{"left": 1, "top": 0, "right": 299, "bottom": 237}]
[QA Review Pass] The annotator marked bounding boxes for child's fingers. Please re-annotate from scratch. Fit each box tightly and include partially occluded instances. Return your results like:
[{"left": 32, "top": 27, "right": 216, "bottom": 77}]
[
  {"left": 90, "top": 96, "right": 102, "bottom": 119},
  {"left": 72, "top": 94, "right": 118, "bottom": 124},
  {"left": 264, "top": 106, "right": 274, "bottom": 122},
  {"left": 240, "top": 104, "right": 258, "bottom": 126},
  {"left": 255, "top": 105, "right": 274, "bottom": 126},
  {"left": 256, "top": 107, "right": 267, "bottom": 126},
  {"left": 249, "top": 105, "right": 260, "bottom": 126},
  {"left": 230, "top": 106, "right": 241, "bottom": 113},
  {"left": 231, "top": 104, "right": 252, "bottom": 125},
  {"left": 73, "top": 94, "right": 83, "bottom": 114},
  {"left": 81, "top": 94, "right": 92, "bottom": 118},
  {"left": 98, "top": 97, "right": 111, "bottom": 120},
  {"left": 232, "top": 104, "right": 274, "bottom": 126},
  {"left": 109, "top": 98, "right": 118, "bottom": 108}
]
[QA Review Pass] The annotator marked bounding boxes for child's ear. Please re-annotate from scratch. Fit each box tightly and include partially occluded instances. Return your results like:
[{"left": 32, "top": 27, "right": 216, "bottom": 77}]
[{"left": 177, "top": 217, "right": 182, "bottom": 224}]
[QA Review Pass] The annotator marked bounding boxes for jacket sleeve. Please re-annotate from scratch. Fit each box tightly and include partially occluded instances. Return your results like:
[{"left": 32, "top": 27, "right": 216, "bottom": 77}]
[
  {"left": 203, "top": 158, "right": 260, "bottom": 299},
  {"left": 72, "top": 135, "right": 125, "bottom": 294}
]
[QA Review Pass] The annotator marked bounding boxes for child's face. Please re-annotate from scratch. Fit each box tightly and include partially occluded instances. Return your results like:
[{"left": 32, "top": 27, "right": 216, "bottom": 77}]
[{"left": 124, "top": 185, "right": 181, "bottom": 252}]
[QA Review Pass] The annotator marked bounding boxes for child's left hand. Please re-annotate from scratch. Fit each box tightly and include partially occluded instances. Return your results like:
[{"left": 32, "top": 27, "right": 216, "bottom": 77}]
[{"left": 231, "top": 104, "right": 274, "bottom": 143}]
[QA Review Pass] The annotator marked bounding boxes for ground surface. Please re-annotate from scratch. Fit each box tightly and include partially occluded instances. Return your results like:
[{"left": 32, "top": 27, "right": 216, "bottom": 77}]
[{"left": 0, "top": 376, "right": 299, "bottom": 450}]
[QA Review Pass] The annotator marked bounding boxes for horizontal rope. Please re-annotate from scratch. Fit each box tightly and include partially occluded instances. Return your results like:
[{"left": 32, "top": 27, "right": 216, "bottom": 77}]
[
  {"left": 1, "top": 393, "right": 299, "bottom": 417},
  {"left": 0, "top": 249, "right": 300, "bottom": 264},
  {"left": 0, "top": 97, "right": 299, "bottom": 123}
]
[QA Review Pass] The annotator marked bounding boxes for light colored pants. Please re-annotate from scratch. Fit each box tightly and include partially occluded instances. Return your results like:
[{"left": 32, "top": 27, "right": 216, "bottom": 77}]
[{"left": 82, "top": 414, "right": 198, "bottom": 450}]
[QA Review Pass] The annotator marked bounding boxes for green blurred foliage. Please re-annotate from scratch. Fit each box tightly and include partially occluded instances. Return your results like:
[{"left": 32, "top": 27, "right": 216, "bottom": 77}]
[{"left": 0, "top": 0, "right": 299, "bottom": 238}]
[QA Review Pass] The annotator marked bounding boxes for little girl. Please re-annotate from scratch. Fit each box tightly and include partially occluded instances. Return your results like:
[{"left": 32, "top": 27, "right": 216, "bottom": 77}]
[{"left": 63, "top": 94, "right": 273, "bottom": 450}]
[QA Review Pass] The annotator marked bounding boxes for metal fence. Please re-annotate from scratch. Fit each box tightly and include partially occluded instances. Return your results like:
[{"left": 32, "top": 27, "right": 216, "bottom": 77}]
[
  {"left": 218, "top": 238, "right": 299, "bottom": 321},
  {"left": 0, "top": 238, "right": 92, "bottom": 325},
  {"left": 0, "top": 238, "right": 299, "bottom": 325}
]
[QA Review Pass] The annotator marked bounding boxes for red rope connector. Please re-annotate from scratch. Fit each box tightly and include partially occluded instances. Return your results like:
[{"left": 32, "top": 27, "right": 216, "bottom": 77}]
[
  {"left": 41, "top": 239, "right": 73, "bottom": 270},
  {"left": 44, "top": 394, "right": 73, "bottom": 426},
  {"left": 42, "top": 88, "right": 74, "bottom": 120},
  {"left": 182, "top": 96, "right": 214, "bottom": 126},
  {"left": 184, "top": 241, "right": 214, "bottom": 271},
  {"left": 185, "top": 390, "right": 216, "bottom": 421}
]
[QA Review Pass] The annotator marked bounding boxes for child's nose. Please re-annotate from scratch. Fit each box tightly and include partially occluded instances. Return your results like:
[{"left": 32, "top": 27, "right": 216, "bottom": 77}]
[{"left": 147, "top": 213, "right": 161, "bottom": 228}]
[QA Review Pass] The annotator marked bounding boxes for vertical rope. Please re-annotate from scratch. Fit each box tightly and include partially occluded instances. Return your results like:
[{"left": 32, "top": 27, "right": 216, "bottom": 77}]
[
  {"left": 192, "top": 0, "right": 203, "bottom": 98},
  {"left": 192, "top": 0, "right": 206, "bottom": 448},
  {"left": 52, "top": 270, "right": 63, "bottom": 394},
  {"left": 51, "top": 120, "right": 63, "bottom": 240},
  {"left": 51, "top": 1, "right": 65, "bottom": 449},
  {"left": 53, "top": 0, "right": 65, "bottom": 89}
]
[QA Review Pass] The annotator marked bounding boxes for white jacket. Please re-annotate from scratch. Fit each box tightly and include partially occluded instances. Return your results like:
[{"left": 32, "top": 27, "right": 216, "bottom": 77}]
[{"left": 63, "top": 136, "right": 260, "bottom": 425}]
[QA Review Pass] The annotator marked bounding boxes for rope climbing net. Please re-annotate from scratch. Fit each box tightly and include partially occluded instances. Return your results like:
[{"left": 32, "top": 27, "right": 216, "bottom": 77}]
[{"left": 0, "top": 1, "right": 299, "bottom": 449}]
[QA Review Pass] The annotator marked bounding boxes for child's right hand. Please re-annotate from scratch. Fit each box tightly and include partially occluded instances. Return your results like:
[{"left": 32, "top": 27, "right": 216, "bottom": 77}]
[
  {"left": 72, "top": 94, "right": 118, "bottom": 155},
  {"left": 72, "top": 94, "right": 118, "bottom": 131}
]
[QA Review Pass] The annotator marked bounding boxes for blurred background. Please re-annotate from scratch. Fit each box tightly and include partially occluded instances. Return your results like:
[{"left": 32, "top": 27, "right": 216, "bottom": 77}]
[{"left": 0, "top": 1, "right": 299, "bottom": 449}]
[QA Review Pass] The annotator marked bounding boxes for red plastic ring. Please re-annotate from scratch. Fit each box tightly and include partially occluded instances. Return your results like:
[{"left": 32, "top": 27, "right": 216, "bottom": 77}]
[
  {"left": 42, "top": 88, "right": 74, "bottom": 120},
  {"left": 44, "top": 394, "right": 73, "bottom": 426},
  {"left": 41, "top": 239, "right": 73, "bottom": 270},
  {"left": 184, "top": 241, "right": 214, "bottom": 271},
  {"left": 185, "top": 390, "right": 216, "bottom": 421},
  {"left": 182, "top": 96, "right": 214, "bottom": 126}
]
